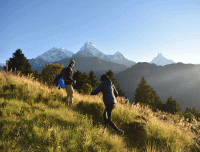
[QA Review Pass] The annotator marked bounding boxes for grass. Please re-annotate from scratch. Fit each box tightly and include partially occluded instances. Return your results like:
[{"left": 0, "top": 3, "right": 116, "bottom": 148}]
[{"left": 0, "top": 70, "right": 199, "bottom": 151}]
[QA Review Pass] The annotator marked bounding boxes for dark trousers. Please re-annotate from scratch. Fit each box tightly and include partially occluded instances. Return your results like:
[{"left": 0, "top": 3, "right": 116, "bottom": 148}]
[{"left": 103, "top": 104, "right": 119, "bottom": 131}]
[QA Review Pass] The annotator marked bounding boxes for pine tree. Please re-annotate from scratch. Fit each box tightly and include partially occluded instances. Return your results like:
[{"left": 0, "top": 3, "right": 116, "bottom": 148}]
[
  {"left": 105, "top": 70, "right": 125, "bottom": 97},
  {"left": 165, "top": 96, "right": 182, "bottom": 115},
  {"left": 82, "top": 72, "right": 90, "bottom": 84},
  {"left": 6, "top": 49, "right": 32, "bottom": 76},
  {"left": 191, "top": 106, "right": 199, "bottom": 121},
  {"left": 184, "top": 107, "right": 192, "bottom": 114},
  {"left": 134, "top": 76, "right": 163, "bottom": 110},
  {"left": 105, "top": 70, "right": 117, "bottom": 85},
  {"left": 134, "top": 76, "right": 161, "bottom": 104},
  {"left": 89, "top": 71, "right": 99, "bottom": 90},
  {"left": 73, "top": 71, "right": 90, "bottom": 94},
  {"left": 73, "top": 70, "right": 84, "bottom": 91},
  {"left": 116, "top": 83, "right": 125, "bottom": 97}
]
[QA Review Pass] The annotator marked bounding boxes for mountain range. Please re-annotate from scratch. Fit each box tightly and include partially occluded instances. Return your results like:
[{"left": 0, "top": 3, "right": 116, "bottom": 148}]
[
  {"left": 27, "top": 41, "right": 175, "bottom": 70},
  {"left": 0, "top": 41, "right": 175, "bottom": 69}
]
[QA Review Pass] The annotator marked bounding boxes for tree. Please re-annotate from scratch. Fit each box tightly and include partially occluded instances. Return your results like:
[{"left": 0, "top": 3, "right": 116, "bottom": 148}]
[
  {"left": 191, "top": 106, "right": 199, "bottom": 121},
  {"left": 32, "top": 71, "right": 43, "bottom": 82},
  {"left": 6, "top": 49, "right": 32, "bottom": 76},
  {"left": 165, "top": 96, "right": 182, "bottom": 115},
  {"left": 116, "top": 83, "right": 125, "bottom": 97},
  {"left": 151, "top": 95, "right": 164, "bottom": 112},
  {"left": 184, "top": 106, "right": 192, "bottom": 114},
  {"left": 73, "top": 70, "right": 84, "bottom": 92},
  {"left": 89, "top": 71, "right": 99, "bottom": 90},
  {"left": 105, "top": 70, "right": 117, "bottom": 85},
  {"left": 73, "top": 71, "right": 90, "bottom": 94},
  {"left": 41, "top": 63, "right": 64, "bottom": 86},
  {"left": 134, "top": 76, "right": 163, "bottom": 109},
  {"left": 82, "top": 72, "right": 90, "bottom": 84},
  {"left": 105, "top": 70, "right": 125, "bottom": 97}
]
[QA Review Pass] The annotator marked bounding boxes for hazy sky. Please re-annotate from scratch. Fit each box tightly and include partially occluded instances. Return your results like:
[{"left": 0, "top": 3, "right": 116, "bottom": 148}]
[{"left": 1, "top": 0, "right": 200, "bottom": 64}]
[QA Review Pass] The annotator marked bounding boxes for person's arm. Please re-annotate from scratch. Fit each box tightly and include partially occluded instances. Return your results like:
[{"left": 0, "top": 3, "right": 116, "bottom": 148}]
[
  {"left": 90, "top": 82, "right": 104, "bottom": 95},
  {"left": 113, "top": 85, "right": 118, "bottom": 97}
]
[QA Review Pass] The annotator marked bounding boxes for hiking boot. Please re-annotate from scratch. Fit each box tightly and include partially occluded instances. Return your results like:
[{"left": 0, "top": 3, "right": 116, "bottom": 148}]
[{"left": 117, "top": 129, "right": 124, "bottom": 136}]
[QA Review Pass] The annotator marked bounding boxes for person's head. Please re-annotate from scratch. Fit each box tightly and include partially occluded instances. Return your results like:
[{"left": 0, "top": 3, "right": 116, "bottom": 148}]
[
  {"left": 100, "top": 74, "right": 109, "bottom": 82},
  {"left": 69, "top": 59, "right": 75, "bottom": 67}
]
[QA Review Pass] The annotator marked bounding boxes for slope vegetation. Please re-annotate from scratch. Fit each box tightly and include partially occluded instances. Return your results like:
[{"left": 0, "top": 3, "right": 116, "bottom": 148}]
[{"left": 0, "top": 71, "right": 199, "bottom": 151}]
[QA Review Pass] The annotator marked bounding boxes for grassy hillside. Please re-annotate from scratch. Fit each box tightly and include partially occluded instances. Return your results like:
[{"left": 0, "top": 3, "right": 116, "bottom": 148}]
[{"left": 0, "top": 71, "right": 199, "bottom": 151}]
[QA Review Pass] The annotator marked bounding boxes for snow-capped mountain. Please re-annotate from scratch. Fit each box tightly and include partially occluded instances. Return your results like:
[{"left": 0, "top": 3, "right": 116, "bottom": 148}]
[
  {"left": 107, "top": 52, "right": 136, "bottom": 67},
  {"left": 150, "top": 53, "right": 175, "bottom": 66},
  {"left": 36, "top": 47, "right": 74, "bottom": 62},
  {"left": 29, "top": 47, "right": 74, "bottom": 69},
  {"left": 74, "top": 41, "right": 136, "bottom": 67},
  {"left": 74, "top": 41, "right": 109, "bottom": 60}
]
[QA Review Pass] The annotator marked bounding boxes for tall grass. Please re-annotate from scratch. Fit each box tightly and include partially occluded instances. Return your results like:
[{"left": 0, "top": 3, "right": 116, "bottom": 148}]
[{"left": 0, "top": 71, "right": 199, "bottom": 151}]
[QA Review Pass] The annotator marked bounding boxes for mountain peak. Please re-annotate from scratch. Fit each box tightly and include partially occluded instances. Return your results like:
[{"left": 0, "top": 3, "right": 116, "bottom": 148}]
[
  {"left": 115, "top": 52, "right": 123, "bottom": 55},
  {"left": 150, "top": 53, "right": 175, "bottom": 66},
  {"left": 157, "top": 53, "right": 164, "bottom": 57},
  {"left": 113, "top": 52, "right": 125, "bottom": 60},
  {"left": 35, "top": 47, "right": 74, "bottom": 62},
  {"left": 85, "top": 41, "right": 95, "bottom": 48},
  {"left": 75, "top": 41, "right": 104, "bottom": 58}
]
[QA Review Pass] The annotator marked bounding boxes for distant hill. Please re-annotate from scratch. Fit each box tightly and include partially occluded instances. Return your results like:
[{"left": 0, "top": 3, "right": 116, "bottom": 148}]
[{"left": 115, "top": 62, "right": 200, "bottom": 113}]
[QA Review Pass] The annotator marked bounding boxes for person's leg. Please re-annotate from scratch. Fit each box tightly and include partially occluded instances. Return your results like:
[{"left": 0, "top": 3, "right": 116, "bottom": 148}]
[
  {"left": 66, "top": 85, "right": 74, "bottom": 107},
  {"left": 105, "top": 104, "right": 119, "bottom": 132},
  {"left": 68, "top": 85, "right": 74, "bottom": 107},
  {"left": 65, "top": 85, "right": 70, "bottom": 103},
  {"left": 103, "top": 109, "right": 109, "bottom": 128}
]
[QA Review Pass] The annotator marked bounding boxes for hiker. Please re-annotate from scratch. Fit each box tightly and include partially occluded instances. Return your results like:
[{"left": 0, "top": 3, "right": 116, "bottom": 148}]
[
  {"left": 90, "top": 74, "right": 124, "bottom": 136},
  {"left": 61, "top": 59, "right": 76, "bottom": 108}
]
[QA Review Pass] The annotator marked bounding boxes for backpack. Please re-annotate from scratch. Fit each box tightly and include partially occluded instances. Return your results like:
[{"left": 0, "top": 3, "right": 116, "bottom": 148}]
[
  {"left": 54, "top": 74, "right": 66, "bottom": 89},
  {"left": 54, "top": 74, "right": 62, "bottom": 85},
  {"left": 54, "top": 67, "right": 67, "bottom": 88}
]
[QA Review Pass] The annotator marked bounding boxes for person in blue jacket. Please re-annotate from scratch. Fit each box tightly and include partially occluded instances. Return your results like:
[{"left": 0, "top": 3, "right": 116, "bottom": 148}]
[{"left": 90, "top": 74, "right": 124, "bottom": 136}]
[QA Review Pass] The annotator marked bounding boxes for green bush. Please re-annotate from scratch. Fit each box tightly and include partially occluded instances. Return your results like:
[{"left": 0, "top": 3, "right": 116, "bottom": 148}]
[{"left": 81, "top": 83, "right": 92, "bottom": 95}]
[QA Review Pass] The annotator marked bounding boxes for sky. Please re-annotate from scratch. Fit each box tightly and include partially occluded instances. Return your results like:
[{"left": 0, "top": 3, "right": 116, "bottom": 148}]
[{"left": 1, "top": 0, "right": 200, "bottom": 65}]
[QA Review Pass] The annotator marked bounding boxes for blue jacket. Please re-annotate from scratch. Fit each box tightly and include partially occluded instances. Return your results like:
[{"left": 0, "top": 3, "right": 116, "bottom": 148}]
[{"left": 90, "top": 78, "right": 118, "bottom": 106}]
